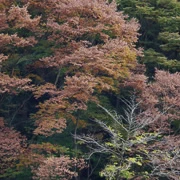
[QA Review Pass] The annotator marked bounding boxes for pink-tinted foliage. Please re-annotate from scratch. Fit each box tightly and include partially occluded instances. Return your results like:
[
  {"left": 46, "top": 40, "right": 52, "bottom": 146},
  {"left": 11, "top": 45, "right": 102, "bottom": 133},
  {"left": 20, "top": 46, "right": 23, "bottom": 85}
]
[
  {"left": 17, "top": 142, "right": 86, "bottom": 179},
  {"left": 0, "top": 73, "right": 33, "bottom": 94},
  {"left": 0, "top": 118, "right": 27, "bottom": 174},
  {"left": 32, "top": 156, "right": 86, "bottom": 180},
  {"left": 140, "top": 70, "right": 180, "bottom": 131},
  {"left": 0, "top": 11, "right": 8, "bottom": 30},
  {"left": 119, "top": 65, "right": 180, "bottom": 179},
  {"left": 0, "top": 3, "right": 38, "bottom": 96},
  {"left": 8, "top": 4, "right": 41, "bottom": 32},
  {"left": 33, "top": 75, "right": 98, "bottom": 136},
  {"left": 123, "top": 69, "right": 180, "bottom": 132},
  {"left": 147, "top": 135, "right": 180, "bottom": 179},
  {"left": 31, "top": 0, "right": 142, "bottom": 136}
]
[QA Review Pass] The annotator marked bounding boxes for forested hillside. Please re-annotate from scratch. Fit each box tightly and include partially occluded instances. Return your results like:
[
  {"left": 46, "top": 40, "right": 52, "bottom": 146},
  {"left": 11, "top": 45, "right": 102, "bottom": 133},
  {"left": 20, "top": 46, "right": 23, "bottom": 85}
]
[{"left": 0, "top": 0, "right": 179, "bottom": 179}]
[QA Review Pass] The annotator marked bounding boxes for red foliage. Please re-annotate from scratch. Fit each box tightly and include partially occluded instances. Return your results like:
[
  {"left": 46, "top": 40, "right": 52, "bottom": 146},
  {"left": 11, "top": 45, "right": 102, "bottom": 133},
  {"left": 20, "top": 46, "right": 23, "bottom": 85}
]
[
  {"left": 30, "top": 0, "right": 142, "bottom": 136},
  {"left": 0, "top": 3, "right": 38, "bottom": 95},
  {"left": 123, "top": 69, "right": 180, "bottom": 132},
  {"left": 32, "top": 156, "right": 86, "bottom": 180},
  {"left": 0, "top": 11, "right": 8, "bottom": 30},
  {"left": 7, "top": 4, "right": 41, "bottom": 32},
  {"left": 0, "top": 118, "right": 26, "bottom": 174},
  {"left": 0, "top": 73, "right": 33, "bottom": 94}
]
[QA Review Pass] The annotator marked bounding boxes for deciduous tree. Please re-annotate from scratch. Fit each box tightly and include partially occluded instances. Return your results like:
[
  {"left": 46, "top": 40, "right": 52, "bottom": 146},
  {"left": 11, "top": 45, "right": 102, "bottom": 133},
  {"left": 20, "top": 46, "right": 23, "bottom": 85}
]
[
  {"left": 30, "top": 0, "right": 142, "bottom": 136},
  {"left": 76, "top": 95, "right": 180, "bottom": 179},
  {"left": 32, "top": 156, "right": 86, "bottom": 180},
  {"left": 0, "top": 118, "right": 26, "bottom": 177},
  {"left": 124, "top": 69, "right": 180, "bottom": 132}
]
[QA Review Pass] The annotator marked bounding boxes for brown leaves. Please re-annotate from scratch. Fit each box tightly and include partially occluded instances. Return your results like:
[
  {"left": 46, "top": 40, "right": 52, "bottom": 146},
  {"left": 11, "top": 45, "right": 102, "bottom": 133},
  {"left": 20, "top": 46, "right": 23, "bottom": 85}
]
[
  {"left": 33, "top": 83, "right": 58, "bottom": 99},
  {"left": 42, "top": 0, "right": 141, "bottom": 70},
  {"left": 1, "top": 0, "right": 142, "bottom": 137}
]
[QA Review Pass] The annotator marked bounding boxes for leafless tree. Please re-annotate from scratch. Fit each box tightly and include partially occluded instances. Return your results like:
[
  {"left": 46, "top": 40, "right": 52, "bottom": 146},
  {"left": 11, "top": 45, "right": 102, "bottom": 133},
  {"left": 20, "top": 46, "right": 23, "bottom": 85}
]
[{"left": 75, "top": 95, "right": 180, "bottom": 179}]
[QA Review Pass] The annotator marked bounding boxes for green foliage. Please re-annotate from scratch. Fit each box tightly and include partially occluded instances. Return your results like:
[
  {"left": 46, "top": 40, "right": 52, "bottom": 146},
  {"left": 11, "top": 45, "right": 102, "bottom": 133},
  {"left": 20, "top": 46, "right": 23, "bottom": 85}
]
[
  {"left": 141, "top": 49, "right": 180, "bottom": 76},
  {"left": 100, "top": 164, "right": 134, "bottom": 180},
  {"left": 116, "top": 0, "right": 180, "bottom": 75},
  {"left": 98, "top": 129, "right": 160, "bottom": 179},
  {"left": 0, "top": 167, "right": 31, "bottom": 180},
  {"left": 76, "top": 93, "right": 180, "bottom": 179}
]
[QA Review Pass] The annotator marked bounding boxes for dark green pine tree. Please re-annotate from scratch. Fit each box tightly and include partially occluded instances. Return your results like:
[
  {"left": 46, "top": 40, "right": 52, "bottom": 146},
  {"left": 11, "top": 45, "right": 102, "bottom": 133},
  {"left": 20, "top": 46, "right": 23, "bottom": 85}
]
[{"left": 117, "top": 0, "right": 180, "bottom": 76}]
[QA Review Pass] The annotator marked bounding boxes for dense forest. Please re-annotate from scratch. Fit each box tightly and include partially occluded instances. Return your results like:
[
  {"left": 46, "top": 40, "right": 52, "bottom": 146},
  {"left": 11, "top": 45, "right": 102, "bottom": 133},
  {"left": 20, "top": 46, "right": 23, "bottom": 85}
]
[{"left": 0, "top": 0, "right": 179, "bottom": 179}]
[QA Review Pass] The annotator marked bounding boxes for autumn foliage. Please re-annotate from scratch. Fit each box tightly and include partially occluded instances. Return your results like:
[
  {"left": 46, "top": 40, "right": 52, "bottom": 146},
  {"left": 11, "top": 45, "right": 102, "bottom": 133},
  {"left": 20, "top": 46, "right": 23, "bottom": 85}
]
[
  {"left": 0, "top": 118, "right": 26, "bottom": 175},
  {"left": 32, "top": 156, "right": 86, "bottom": 180},
  {"left": 77, "top": 68, "right": 180, "bottom": 179},
  {"left": 124, "top": 69, "right": 180, "bottom": 132},
  {"left": 27, "top": 0, "right": 142, "bottom": 136},
  {"left": 0, "top": 0, "right": 179, "bottom": 179}
]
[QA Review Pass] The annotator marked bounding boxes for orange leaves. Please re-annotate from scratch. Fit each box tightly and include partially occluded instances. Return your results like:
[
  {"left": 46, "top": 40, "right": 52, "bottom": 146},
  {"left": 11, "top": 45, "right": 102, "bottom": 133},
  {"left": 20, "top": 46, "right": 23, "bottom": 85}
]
[
  {"left": 33, "top": 99, "right": 67, "bottom": 136},
  {"left": 33, "top": 83, "right": 58, "bottom": 99},
  {"left": 34, "top": 116, "right": 67, "bottom": 136},
  {"left": 64, "top": 75, "right": 97, "bottom": 99},
  {"left": 29, "top": 142, "right": 66, "bottom": 155}
]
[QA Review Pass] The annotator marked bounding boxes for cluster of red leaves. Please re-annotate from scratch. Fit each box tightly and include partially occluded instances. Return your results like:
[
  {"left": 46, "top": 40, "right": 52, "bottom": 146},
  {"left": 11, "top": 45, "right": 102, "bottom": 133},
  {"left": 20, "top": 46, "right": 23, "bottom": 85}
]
[
  {"left": 0, "top": 11, "right": 8, "bottom": 31},
  {"left": 0, "top": 73, "right": 33, "bottom": 94},
  {"left": 140, "top": 70, "right": 180, "bottom": 131},
  {"left": 123, "top": 69, "right": 180, "bottom": 132},
  {"left": 16, "top": 142, "right": 86, "bottom": 180},
  {"left": 0, "top": 33, "right": 37, "bottom": 48},
  {"left": 0, "top": 118, "right": 27, "bottom": 174},
  {"left": 8, "top": 4, "right": 41, "bottom": 32},
  {"left": 0, "top": 3, "right": 40, "bottom": 49},
  {"left": 32, "top": 156, "right": 86, "bottom": 180},
  {"left": 0, "top": 2, "right": 39, "bottom": 95}
]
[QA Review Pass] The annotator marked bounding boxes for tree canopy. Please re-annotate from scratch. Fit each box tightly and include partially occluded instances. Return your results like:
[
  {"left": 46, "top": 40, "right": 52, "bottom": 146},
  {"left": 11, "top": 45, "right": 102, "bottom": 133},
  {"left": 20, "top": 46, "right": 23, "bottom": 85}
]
[{"left": 0, "top": 0, "right": 179, "bottom": 179}]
